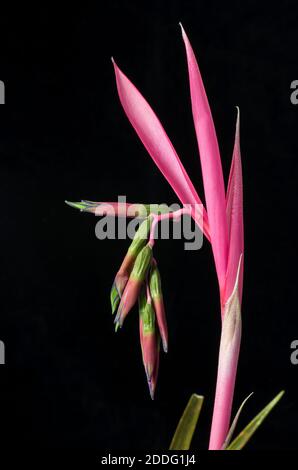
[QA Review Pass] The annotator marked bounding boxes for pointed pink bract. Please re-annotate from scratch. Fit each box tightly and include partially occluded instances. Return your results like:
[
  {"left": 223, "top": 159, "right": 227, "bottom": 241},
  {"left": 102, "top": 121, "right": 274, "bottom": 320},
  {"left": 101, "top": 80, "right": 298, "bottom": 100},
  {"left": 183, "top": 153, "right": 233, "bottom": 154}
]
[
  {"left": 225, "top": 108, "right": 244, "bottom": 304},
  {"left": 112, "top": 59, "right": 210, "bottom": 240},
  {"left": 180, "top": 25, "right": 228, "bottom": 292}
]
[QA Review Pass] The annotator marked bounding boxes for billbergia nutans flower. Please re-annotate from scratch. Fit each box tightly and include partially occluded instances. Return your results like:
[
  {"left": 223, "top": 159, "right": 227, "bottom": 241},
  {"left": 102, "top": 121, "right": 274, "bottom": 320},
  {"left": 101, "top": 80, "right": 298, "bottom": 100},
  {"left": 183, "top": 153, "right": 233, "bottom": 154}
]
[
  {"left": 110, "top": 24, "right": 243, "bottom": 448},
  {"left": 66, "top": 24, "right": 283, "bottom": 449}
]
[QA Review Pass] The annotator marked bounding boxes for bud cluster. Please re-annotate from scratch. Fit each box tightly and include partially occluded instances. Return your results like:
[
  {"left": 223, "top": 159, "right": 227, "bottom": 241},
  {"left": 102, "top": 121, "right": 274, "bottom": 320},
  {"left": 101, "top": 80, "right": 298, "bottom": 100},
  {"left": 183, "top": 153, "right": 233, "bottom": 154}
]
[{"left": 110, "top": 217, "right": 168, "bottom": 399}]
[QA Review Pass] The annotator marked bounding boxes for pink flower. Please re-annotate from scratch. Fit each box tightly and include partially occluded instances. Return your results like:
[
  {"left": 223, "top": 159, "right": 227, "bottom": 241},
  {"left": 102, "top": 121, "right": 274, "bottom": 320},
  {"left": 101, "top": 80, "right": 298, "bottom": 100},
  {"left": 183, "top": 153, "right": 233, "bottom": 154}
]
[{"left": 112, "top": 25, "right": 243, "bottom": 449}]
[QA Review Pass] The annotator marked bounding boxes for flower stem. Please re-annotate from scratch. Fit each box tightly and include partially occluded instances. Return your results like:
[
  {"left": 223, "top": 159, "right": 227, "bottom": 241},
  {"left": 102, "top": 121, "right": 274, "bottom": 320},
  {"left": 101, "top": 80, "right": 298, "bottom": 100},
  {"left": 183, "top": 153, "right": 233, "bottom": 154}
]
[
  {"left": 148, "top": 208, "right": 191, "bottom": 247},
  {"left": 208, "top": 292, "right": 242, "bottom": 450}
]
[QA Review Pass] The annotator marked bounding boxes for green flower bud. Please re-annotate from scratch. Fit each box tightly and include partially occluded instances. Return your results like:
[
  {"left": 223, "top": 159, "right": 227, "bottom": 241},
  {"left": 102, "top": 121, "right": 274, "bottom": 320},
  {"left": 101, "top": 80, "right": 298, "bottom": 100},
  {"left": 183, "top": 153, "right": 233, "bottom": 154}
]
[
  {"left": 128, "top": 217, "right": 153, "bottom": 257},
  {"left": 139, "top": 288, "right": 156, "bottom": 335},
  {"left": 130, "top": 245, "right": 153, "bottom": 282},
  {"left": 149, "top": 262, "right": 163, "bottom": 300},
  {"left": 149, "top": 261, "right": 168, "bottom": 353}
]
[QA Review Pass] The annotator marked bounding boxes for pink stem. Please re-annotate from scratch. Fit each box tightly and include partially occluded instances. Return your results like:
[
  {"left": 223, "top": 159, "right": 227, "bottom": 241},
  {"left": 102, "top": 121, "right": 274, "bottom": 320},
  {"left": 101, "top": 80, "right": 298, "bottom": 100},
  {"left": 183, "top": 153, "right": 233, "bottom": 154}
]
[
  {"left": 208, "top": 304, "right": 242, "bottom": 450},
  {"left": 148, "top": 208, "right": 191, "bottom": 247}
]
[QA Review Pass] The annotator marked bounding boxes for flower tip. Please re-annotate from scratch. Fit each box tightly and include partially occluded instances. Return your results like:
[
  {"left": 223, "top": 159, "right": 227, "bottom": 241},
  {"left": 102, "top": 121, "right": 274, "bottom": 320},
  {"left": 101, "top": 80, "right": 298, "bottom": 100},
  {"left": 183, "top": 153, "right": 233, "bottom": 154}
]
[
  {"left": 147, "top": 379, "right": 155, "bottom": 400},
  {"left": 162, "top": 339, "right": 168, "bottom": 353},
  {"left": 235, "top": 106, "right": 240, "bottom": 128},
  {"left": 178, "top": 22, "right": 186, "bottom": 38},
  {"left": 65, "top": 200, "right": 97, "bottom": 213},
  {"left": 65, "top": 200, "right": 82, "bottom": 210},
  {"left": 145, "top": 367, "right": 151, "bottom": 383},
  {"left": 111, "top": 288, "right": 119, "bottom": 315},
  {"left": 111, "top": 57, "right": 119, "bottom": 71},
  {"left": 114, "top": 310, "right": 121, "bottom": 326}
]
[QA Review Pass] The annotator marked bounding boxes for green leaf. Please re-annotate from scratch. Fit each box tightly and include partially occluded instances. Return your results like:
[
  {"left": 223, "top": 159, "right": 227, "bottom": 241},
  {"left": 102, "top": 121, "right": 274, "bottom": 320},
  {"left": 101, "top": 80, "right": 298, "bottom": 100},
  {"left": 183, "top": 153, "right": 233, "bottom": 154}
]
[
  {"left": 226, "top": 390, "right": 285, "bottom": 450},
  {"left": 222, "top": 392, "right": 254, "bottom": 449},
  {"left": 169, "top": 394, "right": 204, "bottom": 450}
]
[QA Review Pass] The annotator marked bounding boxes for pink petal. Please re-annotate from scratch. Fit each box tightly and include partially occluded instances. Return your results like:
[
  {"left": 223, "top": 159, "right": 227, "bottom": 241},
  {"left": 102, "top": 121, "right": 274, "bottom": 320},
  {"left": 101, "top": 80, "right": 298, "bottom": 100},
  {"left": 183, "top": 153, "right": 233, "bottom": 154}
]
[
  {"left": 112, "top": 59, "right": 210, "bottom": 241},
  {"left": 180, "top": 25, "right": 228, "bottom": 291},
  {"left": 225, "top": 108, "right": 244, "bottom": 304}
]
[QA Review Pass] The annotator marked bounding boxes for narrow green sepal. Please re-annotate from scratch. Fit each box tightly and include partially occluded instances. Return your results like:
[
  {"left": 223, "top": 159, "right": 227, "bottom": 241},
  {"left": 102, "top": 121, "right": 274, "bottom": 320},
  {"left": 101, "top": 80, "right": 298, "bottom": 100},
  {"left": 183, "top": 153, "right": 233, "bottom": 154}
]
[
  {"left": 149, "top": 262, "right": 162, "bottom": 299},
  {"left": 65, "top": 200, "right": 91, "bottom": 211},
  {"left": 110, "top": 282, "right": 120, "bottom": 315},
  {"left": 128, "top": 218, "right": 153, "bottom": 257},
  {"left": 139, "top": 288, "right": 156, "bottom": 335},
  {"left": 131, "top": 245, "right": 153, "bottom": 282}
]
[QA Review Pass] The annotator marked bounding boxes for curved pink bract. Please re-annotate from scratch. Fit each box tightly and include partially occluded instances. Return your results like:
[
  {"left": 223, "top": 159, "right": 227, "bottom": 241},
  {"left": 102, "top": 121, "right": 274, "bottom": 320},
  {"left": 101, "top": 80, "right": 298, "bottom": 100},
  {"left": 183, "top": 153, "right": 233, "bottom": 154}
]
[
  {"left": 180, "top": 24, "right": 228, "bottom": 294},
  {"left": 112, "top": 59, "right": 210, "bottom": 241},
  {"left": 225, "top": 108, "right": 244, "bottom": 304}
]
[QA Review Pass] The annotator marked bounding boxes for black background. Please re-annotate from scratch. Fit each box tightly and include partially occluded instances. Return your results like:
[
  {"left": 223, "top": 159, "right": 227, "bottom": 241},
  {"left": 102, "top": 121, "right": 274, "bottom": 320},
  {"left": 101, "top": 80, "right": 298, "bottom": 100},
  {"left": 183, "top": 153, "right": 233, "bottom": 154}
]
[{"left": 0, "top": 0, "right": 297, "bottom": 453}]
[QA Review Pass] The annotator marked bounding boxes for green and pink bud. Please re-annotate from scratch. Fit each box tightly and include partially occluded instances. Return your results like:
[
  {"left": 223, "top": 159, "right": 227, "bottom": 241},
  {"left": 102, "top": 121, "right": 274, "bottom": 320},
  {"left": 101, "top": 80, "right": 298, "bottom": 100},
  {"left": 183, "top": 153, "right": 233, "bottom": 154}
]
[
  {"left": 149, "top": 260, "right": 168, "bottom": 353},
  {"left": 127, "top": 217, "right": 153, "bottom": 257},
  {"left": 115, "top": 244, "right": 153, "bottom": 328},
  {"left": 110, "top": 218, "right": 152, "bottom": 314},
  {"left": 139, "top": 286, "right": 160, "bottom": 399},
  {"left": 110, "top": 269, "right": 130, "bottom": 315},
  {"left": 65, "top": 200, "right": 149, "bottom": 217},
  {"left": 65, "top": 200, "right": 172, "bottom": 217}
]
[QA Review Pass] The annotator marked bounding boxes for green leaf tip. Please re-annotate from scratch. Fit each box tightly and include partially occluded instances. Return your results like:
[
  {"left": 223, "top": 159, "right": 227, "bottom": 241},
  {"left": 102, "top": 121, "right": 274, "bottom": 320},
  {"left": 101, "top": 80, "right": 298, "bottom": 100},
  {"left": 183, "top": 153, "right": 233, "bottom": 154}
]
[
  {"left": 65, "top": 200, "right": 99, "bottom": 212},
  {"left": 226, "top": 390, "right": 285, "bottom": 450},
  {"left": 222, "top": 392, "right": 254, "bottom": 449},
  {"left": 169, "top": 394, "right": 204, "bottom": 450},
  {"left": 65, "top": 200, "right": 86, "bottom": 211}
]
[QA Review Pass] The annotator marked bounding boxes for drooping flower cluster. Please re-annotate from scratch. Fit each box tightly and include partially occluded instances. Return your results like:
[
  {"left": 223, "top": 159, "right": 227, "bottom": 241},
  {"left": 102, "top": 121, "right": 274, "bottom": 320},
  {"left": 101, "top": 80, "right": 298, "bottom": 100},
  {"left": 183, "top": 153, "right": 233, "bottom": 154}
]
[{"left": 110, "top": 216, "right": 168, "bottom": 398}]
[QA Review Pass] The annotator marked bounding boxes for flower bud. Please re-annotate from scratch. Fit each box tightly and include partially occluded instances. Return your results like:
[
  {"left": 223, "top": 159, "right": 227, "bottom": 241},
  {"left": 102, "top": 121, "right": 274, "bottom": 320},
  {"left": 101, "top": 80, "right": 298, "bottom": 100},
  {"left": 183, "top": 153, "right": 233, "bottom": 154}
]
[
  {"left": 114, "top": 245, "right": 153, "bottom": 328},
  {"left": 130, "top": 244, "right": 153, "bottom": 281},
  {"left": 139, "top": 286, "right": 160, "bottom": 399},
  {"left": 149, "top": 261, "right": 168, "bottom": 353},
  {"left": 65, "top": 200, "right": 149, "bottom": 217},
  {"left": 111, "top": 219, "right": 152, "bottom": 315},
  {"left": 127, "top": 217, "right": 152, "bottom": 257},
  {"left": 110, "top": 272, "right": 129, "bottom": 315}
]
